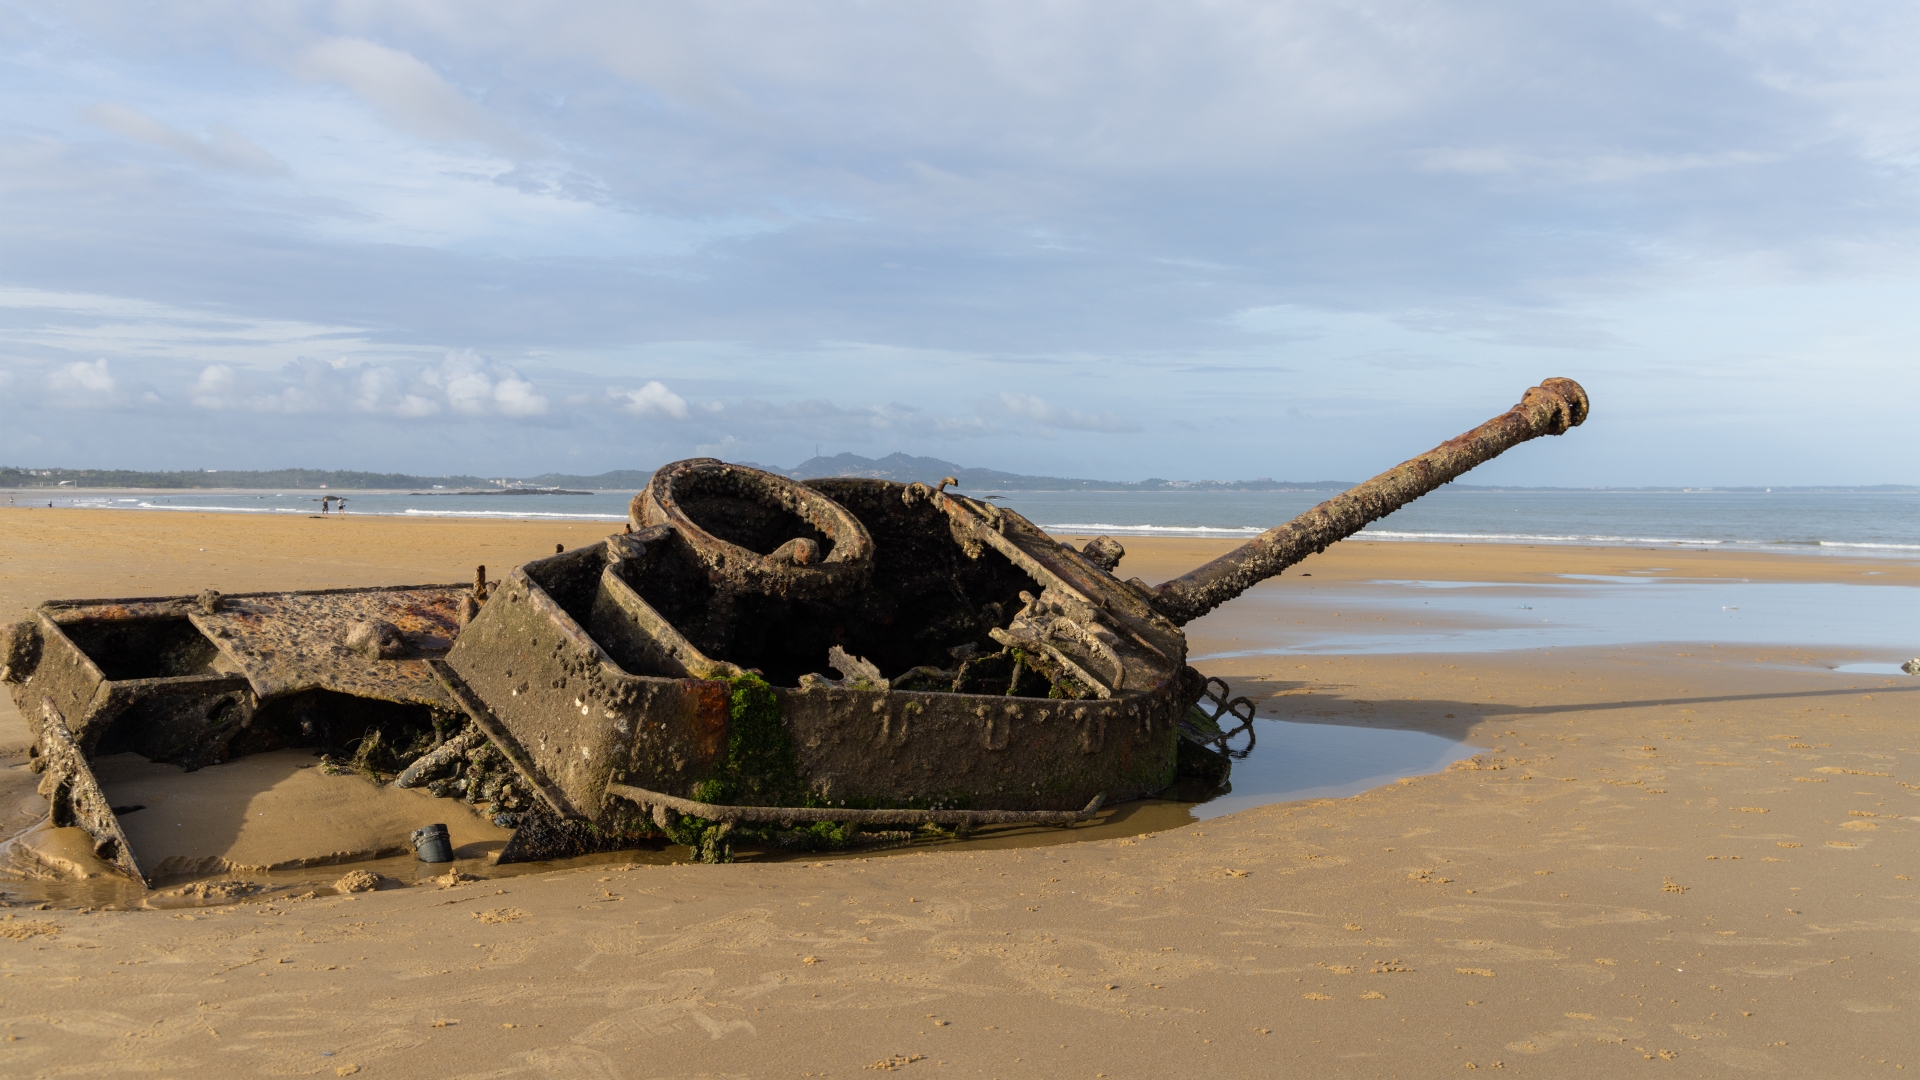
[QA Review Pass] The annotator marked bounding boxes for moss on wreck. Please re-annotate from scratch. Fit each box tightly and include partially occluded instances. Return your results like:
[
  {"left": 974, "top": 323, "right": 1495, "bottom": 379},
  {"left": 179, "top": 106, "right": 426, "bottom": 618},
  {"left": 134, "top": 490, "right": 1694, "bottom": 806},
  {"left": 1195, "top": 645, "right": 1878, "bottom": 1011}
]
[
  {"left": 691, "top": 673, "right": 805, "bottom": 808},
  {"left": 670, "top": 673, "right": 859, "bottom": 862}
]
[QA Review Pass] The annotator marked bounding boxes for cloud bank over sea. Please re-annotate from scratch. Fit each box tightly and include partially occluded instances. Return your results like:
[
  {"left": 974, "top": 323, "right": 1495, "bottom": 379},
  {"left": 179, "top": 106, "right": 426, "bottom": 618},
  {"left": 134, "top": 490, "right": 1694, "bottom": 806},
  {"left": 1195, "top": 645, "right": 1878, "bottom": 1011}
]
[{"left": 1, "top": 2, "right": 1915, "bottom": 484}]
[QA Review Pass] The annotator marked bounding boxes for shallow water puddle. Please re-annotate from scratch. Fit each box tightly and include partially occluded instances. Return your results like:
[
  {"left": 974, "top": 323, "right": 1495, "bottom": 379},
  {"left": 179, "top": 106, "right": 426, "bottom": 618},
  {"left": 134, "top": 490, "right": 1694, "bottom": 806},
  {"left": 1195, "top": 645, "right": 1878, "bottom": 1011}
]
[
  {"left": 1195, "top": 577, "right": 1920, "bottom": 659},
  {"left": 1832, "top": 662, "right": 1914, "bottom": 676},
  {"left": 1189, "top": 720, "right": 1473, "bottom": 820}
]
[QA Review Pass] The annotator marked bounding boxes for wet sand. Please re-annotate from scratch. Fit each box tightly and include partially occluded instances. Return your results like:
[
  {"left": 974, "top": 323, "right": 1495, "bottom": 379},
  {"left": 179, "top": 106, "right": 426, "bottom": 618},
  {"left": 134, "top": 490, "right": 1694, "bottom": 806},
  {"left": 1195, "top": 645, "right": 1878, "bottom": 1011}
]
[{"left": 1, "top": 508, "right": 1916, "bottom": 1076}]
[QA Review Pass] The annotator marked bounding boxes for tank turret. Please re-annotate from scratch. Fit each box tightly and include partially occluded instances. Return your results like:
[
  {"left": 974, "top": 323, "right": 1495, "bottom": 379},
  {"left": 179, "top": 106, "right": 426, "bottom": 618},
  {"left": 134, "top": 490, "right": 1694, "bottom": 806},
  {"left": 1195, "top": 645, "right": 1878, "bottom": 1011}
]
[{"left": 434, "top": 378, "right": 1588, "bottom": 857}]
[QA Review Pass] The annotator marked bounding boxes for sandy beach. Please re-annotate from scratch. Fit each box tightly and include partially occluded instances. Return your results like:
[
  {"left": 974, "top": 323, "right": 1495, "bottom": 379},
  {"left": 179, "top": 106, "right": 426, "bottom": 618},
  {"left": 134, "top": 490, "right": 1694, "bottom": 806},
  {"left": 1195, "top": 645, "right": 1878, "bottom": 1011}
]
[{"left": 1, "top": 508, "right": 1915, "bottom": 1077}]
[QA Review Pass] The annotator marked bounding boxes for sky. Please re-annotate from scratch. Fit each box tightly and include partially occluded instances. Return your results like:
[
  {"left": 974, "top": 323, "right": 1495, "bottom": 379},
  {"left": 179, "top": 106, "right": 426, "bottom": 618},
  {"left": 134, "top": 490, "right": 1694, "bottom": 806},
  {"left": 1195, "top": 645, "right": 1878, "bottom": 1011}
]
[{"left": 1, "top": 1, "right": 1916, "bottom": 486}]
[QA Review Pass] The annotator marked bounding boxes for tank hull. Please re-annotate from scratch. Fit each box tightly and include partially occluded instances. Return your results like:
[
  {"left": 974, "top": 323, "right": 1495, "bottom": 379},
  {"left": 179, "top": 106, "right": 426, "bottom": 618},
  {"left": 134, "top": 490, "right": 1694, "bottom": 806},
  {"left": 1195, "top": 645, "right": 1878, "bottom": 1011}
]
[{"left": 438, "top": 538, "right": 1182, "bottom": 823}]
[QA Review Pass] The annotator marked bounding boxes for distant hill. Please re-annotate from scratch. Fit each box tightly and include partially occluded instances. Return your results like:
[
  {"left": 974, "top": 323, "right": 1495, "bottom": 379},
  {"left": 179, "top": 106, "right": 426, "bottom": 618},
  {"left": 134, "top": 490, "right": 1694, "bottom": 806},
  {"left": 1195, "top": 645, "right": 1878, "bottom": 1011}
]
[
  {"left": 778, "top": 452, "right": 1353, "bottom": 492},
  {"left": 519, "top": 470, "right": 657, "bottom": 490}
]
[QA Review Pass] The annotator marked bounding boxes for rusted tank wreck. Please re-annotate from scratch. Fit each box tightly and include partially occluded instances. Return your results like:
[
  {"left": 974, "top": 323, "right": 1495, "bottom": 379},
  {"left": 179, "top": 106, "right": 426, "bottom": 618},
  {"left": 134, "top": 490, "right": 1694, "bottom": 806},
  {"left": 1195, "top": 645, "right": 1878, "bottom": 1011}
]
[{"left": 2, "top": 379, "right": 1588, "bottom": 879}]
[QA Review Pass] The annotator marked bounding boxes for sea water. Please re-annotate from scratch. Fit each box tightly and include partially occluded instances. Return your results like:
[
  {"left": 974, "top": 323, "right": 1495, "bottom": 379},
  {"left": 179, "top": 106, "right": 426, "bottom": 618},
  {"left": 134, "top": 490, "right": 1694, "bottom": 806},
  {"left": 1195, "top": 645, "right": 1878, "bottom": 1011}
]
[
  {"left": 19, "top": 486, "right": 1918, "bottom": 556},
  {"left": 1013, "top": 487, "right": 1920, "bottom": 556}
]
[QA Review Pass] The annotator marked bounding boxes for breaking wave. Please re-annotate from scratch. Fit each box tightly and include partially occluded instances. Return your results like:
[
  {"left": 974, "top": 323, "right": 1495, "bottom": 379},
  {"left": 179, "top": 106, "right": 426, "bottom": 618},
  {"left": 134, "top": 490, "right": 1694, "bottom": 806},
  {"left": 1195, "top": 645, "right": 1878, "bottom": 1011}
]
[
  {"left": 1358, "top": 529, "right": 1744, "bottom": 546},
  {"left": 400, "top": 509, "right": 626, "bottom": 521},
  {"left": 1039, "top": 521, "right": 1263, "bottom": 537},
  {"left": 1818, "top": 540, "right": 1920, "bottom": 551}
]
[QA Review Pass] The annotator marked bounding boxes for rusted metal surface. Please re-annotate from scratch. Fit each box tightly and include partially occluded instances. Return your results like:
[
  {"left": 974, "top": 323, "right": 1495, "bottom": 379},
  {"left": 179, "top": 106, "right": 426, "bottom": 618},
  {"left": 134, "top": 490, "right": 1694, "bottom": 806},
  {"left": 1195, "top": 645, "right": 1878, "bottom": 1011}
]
[
  {"left": 606, "top": 783, "right": 1106, "bottom": 828},
  {"left": 443, "top": 470, "right": 1190, "bottom": 822},
  {"left": 188, "top": 586, "right": 465, "bottom": 702},
  {"left": 34, "top": 698, "right": 145, "bottom": 882},
  {"left": 1149, "top": 378, "right": 1590, "bottom": 625},
  {"left": 426, "top": 657, "right": 591, "bottom": 819},
  {"left": 634, "top": 458, "right": 874, "bottom": 602},
  {"left": 3, "top": 585, "right": 477, "bottom": 886}
]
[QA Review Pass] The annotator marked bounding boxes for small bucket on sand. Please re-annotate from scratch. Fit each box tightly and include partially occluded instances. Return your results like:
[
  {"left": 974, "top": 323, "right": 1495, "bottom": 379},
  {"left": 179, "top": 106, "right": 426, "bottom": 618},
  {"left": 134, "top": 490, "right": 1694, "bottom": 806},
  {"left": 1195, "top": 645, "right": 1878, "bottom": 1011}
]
[{"left": 411, "top": 823, "right": 453, "bottom": 863}]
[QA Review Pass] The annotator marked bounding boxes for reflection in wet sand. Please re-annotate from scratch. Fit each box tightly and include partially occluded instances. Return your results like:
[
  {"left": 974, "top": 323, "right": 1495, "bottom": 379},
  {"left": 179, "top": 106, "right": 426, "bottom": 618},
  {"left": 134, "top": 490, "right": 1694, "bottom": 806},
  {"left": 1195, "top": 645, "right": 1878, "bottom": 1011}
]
[{"left": 1196, "top": 576, "right": 1920, "bottom": 658}]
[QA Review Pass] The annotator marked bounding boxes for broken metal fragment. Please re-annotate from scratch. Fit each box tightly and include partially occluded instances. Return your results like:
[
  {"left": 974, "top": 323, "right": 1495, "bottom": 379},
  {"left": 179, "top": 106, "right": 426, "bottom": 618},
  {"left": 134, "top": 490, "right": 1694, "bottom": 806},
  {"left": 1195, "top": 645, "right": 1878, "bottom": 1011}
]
[
  {"left": 1080, "top": 536, "right": 1125, "bottom": 572},
  {"left": 345, "top": 618, "right": 406, "bottom": 659},
  {"left": 607, "top": 783, "right": 1106, "bottom": 828}
]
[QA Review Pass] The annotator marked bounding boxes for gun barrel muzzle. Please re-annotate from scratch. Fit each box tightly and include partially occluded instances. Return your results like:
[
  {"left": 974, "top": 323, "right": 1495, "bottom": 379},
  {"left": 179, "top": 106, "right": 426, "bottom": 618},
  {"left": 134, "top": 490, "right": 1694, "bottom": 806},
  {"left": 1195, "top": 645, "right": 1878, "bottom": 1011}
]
[{"left": 1149, "top": 377, "right": 1589, "bottom": 625}]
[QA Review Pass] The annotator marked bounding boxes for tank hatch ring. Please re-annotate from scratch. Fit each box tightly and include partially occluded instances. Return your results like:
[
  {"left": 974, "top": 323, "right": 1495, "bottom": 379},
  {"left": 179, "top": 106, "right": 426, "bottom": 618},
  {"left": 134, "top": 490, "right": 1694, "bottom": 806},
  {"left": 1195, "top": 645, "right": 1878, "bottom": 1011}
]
[{"left": 634, "top": 458, "right": 876, "bottom": 603}]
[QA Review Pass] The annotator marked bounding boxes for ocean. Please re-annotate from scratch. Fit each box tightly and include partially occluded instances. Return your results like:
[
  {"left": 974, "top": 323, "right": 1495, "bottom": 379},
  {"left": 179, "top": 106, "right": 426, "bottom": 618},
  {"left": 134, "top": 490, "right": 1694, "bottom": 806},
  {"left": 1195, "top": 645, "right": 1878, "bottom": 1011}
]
[{"left": 14, "top": 486, "right": 1918, "bottom": 557}]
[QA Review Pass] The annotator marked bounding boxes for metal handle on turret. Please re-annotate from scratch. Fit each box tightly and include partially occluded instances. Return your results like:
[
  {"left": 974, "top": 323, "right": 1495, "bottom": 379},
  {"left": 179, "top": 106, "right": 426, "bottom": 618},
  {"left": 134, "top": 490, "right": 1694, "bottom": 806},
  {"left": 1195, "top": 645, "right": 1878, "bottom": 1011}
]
[{"left": 1148, "top": 377, "right": 1589, "bottom": 626}]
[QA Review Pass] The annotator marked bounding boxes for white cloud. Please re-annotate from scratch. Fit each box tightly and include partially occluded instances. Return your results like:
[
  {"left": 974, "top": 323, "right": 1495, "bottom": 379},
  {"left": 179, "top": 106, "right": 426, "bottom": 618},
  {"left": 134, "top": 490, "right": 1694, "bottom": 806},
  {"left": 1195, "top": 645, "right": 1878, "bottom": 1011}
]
[
  {"left": 45, "top": 359, "right": 121, "bottom": 404},
  {"left": 490, "top": 375, "right": 548, "bottom": 417},
  {"left": 185, "top": 352, "right": 545, "bottom": 419},
  {"left": 189, "top": 358, "right": 340, "bottom": 413},
  {"left": 1416, "top": 146, "right": 1777, "bottom": 184},
  {"left": 616, "top": 381, "right": 690, "bottom": 420},
  {"left": 996, "top": 392, "right": 1139, "bottom": 433},
  {"left": 442, "top": 371, "right": 494, "bottom": 414},
  {"left": 421, "top": 350, "right": 550, "bottom": 417},
  {"left": 295, "top": 37, "right": 534, "bottom": 156},
  {"left": 190, "top": 363, "right": 238, "bottom": 407},
  {"left": 54, "top": 359, "right": 116, "bottom": 394},
  {"left": 350, "top": 366, "right": 441, "bottom": 417},
  {"left": 83, "top": 103, "right": 287, "bottom": 173}
]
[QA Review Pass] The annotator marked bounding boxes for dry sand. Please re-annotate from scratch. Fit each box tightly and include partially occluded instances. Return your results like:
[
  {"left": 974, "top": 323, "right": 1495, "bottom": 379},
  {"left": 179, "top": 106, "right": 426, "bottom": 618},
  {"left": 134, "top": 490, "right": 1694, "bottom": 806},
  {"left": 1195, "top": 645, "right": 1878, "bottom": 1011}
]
[{"left": 0, "top": 508, "right": 1915, "bottom": 1077}]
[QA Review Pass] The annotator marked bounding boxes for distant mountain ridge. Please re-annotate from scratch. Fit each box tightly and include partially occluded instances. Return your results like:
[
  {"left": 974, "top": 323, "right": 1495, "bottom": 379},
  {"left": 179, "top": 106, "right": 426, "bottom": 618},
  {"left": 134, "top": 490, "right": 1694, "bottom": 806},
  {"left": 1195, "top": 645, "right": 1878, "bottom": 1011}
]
[
  {"left": 519, "top": 470, "right": 657, "bottom": 490},
  {"left": 771, "top": 452, "right": 1353, "bottom": 491}
]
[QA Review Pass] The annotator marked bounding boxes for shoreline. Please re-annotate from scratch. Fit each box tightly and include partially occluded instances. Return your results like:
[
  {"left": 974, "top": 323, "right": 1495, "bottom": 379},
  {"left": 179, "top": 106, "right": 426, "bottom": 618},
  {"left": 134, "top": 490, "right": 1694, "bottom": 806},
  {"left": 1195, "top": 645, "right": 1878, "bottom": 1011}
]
[
  {"left": 6, "top": 500, "right": 1919, "bottom": 562},
  {"left": 7, "top": 493, "right": 1919, "bottom": 556}
]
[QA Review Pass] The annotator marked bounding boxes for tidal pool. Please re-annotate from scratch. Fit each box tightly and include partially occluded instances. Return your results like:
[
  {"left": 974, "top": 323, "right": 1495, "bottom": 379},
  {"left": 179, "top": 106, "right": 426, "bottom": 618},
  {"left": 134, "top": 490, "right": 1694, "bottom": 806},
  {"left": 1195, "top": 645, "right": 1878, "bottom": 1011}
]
[
  {"left": 1195, "top": 576, "right": 1920, "bottom": 660},
  {"left": 1190, "top": 719, "right": 1473, "bottom": 820},
  {"left": 1833, "top": 662, "right": 1914, "bottom": 676}
]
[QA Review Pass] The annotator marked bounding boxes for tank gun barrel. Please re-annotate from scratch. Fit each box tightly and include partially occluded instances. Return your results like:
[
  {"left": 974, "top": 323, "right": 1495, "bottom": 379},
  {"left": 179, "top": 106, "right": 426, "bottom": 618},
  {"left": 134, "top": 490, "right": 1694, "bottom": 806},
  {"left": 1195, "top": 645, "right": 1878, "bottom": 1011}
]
[{"left": 1149, "top": 377, "right": 1589, "bottom": 626}]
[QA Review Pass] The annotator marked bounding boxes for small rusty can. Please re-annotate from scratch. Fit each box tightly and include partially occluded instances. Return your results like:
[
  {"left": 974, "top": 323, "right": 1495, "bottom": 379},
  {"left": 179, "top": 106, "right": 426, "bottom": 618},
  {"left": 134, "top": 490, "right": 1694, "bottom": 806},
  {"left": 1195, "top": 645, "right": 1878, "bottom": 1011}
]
[{"left": 410, "top": 823, "right": 453, "bottom": 863}]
